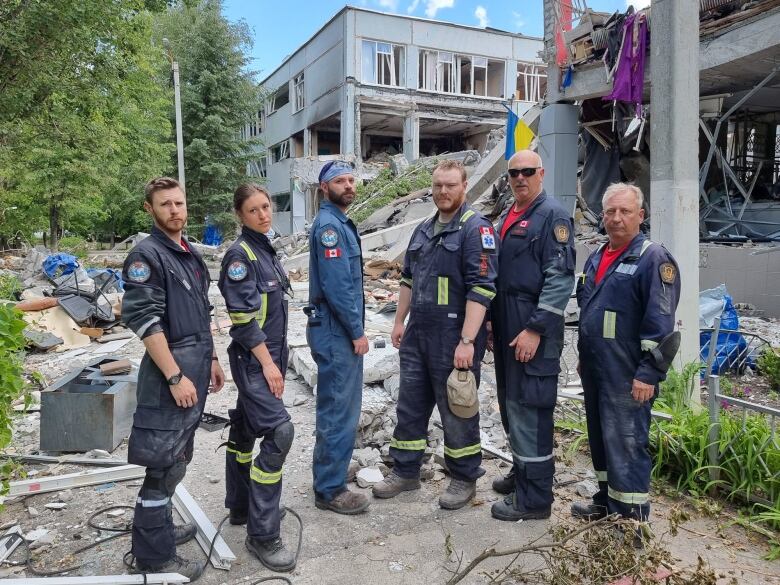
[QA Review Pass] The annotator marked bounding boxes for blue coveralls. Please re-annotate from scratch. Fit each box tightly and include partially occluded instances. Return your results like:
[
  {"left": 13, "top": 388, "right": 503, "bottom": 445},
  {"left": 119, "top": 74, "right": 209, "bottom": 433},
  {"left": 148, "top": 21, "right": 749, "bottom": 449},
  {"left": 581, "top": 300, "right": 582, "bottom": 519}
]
[
  {"left": 218, "top": 226, "right": 292, "bottom": 542},
  {"left": 121, "top": 226, "right": 213, "bottom": 567},
  {"left": 577, "top": 233, "right": 680, "bottom": 520},
  {"left": 389, "top": 203, "right": 498, "bottom": 481},
  {"left": 492, "top": 191, "right": 575, "bottom": 512},
  {"left": 306, "top": 201, "right": 365, "bottom": 502}
]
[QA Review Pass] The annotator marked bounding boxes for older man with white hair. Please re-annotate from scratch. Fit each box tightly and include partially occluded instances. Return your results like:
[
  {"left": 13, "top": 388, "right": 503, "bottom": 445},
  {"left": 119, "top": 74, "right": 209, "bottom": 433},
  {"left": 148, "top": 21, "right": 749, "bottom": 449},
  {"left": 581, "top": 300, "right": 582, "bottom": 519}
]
[{"left": 574, "top": 182, "right": 680, "bottom": 529}]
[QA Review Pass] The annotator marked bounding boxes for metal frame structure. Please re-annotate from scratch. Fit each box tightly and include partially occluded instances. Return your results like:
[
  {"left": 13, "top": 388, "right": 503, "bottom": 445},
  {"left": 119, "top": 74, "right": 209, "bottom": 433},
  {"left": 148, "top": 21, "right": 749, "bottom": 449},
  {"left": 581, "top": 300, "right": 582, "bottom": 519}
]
[
  {"left": 7, "top": 465, "right": 146, "bottom": 498},
  {"left": 171, "top": 484, "right": 235, "bottom": 571}
]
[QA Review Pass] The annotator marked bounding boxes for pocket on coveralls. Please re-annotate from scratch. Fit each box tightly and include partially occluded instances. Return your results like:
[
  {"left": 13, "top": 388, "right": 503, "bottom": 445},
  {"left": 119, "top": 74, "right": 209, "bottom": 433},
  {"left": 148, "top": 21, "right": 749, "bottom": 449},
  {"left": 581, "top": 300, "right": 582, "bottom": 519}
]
[{"left": 128, "top": 406, "right": 184, "bottom": 468}]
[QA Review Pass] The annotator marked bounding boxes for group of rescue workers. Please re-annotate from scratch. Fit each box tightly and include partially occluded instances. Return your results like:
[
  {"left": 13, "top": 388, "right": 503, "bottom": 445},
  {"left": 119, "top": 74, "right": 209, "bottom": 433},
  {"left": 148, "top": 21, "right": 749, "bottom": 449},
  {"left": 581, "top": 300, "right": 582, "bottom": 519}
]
[{"left": 120, "top": 149, "right": 681, "bottom": 581}]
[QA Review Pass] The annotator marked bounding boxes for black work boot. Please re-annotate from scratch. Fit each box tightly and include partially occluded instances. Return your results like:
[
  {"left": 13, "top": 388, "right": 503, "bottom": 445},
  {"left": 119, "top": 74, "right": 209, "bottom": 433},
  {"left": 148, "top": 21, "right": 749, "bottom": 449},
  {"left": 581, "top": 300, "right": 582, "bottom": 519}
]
[
  {"left": 230, "top": 507, "right": 287, "bottom": 525},
  {"left": 491, "top": 470, "right": 515, "bottom": 495},
  {"left": 173, "top": 522, "right": 196, "bottom": 545},
  {"left": 134, "top": 554, "right": 205, "bottom": 582},
  {"left": 491, "top": 493, "right": 551, "bottom": 521},
  {"left": 245, "top": 535, "right": 296, "bottom": 572},
  {"left": 570, "top": 501, "right": 608, "bottom": 520}
]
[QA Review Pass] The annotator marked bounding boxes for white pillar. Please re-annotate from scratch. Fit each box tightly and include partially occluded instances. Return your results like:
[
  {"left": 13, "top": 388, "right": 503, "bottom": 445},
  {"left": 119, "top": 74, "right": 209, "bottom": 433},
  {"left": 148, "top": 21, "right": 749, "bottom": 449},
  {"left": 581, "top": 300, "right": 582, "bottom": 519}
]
[{"left": 403, "top": 111, "right": 419, "bottom": 162}]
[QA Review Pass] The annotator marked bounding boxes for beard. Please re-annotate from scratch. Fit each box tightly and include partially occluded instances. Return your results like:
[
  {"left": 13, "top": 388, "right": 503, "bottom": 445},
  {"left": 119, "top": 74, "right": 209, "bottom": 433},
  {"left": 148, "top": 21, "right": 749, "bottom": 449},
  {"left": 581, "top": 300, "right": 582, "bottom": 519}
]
[
  {"left": 326, "top": 185, "right": 356, "bottom": 207},
  {"left": 434, "top": 193, "right": 465, "bottom": 215},
  {"left": 151, "top": 209, "right": 186, "bottom": 235}
]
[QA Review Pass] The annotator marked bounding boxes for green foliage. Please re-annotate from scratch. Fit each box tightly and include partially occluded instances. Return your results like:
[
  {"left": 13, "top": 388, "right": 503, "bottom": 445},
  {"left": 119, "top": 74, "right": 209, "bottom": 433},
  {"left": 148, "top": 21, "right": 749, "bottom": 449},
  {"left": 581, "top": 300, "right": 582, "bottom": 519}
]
[
  {"left": 0, "top": 302, "right": 28, "bottom": 498},
  {"left": 757, "top": 347, "right": 780, "bottom": 390},
  {"left": 152, "top": 0, "right": 263, "bottom": 237},
  {"left": 0, "top": 273, "right": 22, "bottom": 301},
  {"left": 655, "top": 361, "right": 700, "bottom": 415},
  {"left": 58, "top": 235, "right": 90, "bottom": 259},
  {"left": 349, "top": 165, "right": 434, "bottom": 225}
]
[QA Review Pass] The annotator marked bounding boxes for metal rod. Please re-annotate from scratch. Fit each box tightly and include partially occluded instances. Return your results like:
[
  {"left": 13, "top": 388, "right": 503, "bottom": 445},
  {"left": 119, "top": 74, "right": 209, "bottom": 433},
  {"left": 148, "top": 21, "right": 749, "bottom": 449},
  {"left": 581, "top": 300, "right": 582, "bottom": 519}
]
[
  {"left": 3, "top": 574, "right": 189, "bottom": 585},
  {"left": 707, "top": 374, "right": 721, "bottom": 490},
  {"left": 172, "top": 484, "right": 235, "bottom": 570},
  {"left": 7, "top": 465, "right": 145, "bottom": 498},
  {"left": 0, "top": 525, "right": 23, "bottom": 564},
  {"left": 172, "top": 61, "right": 186, "bottom": 191}
]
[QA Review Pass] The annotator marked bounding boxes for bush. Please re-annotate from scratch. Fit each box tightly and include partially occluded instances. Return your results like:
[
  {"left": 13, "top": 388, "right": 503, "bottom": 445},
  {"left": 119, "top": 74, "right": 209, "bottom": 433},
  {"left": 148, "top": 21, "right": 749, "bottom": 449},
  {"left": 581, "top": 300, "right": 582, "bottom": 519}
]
[
  {"left": 0, "top": 302, "right": 28, "bottom": 500},
  {"left": 349, "top": 165, "right": 434, "bottom": 225},
  {"left": 0, "top": 273, "right": 22, "bottom": 301},
  {"left": 757, "top": 347, "right": 780, "bottom": 390},
  {"left": 58, "top": 235, "right": 89, "bottom": 259}
]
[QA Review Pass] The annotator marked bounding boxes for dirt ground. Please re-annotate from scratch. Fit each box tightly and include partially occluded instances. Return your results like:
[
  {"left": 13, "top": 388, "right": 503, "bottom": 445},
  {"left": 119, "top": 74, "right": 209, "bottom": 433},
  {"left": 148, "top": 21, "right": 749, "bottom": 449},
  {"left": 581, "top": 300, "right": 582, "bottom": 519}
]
[{"left": 2, "top": 306, "right": 779, "bottom": 583}]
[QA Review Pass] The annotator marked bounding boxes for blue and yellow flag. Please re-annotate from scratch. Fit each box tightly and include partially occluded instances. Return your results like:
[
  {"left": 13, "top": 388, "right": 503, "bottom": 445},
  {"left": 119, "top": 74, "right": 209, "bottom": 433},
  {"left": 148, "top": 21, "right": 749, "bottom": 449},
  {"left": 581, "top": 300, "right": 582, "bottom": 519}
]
[{"left": 505, "top": 109, "right": 535, "bottom": 160}]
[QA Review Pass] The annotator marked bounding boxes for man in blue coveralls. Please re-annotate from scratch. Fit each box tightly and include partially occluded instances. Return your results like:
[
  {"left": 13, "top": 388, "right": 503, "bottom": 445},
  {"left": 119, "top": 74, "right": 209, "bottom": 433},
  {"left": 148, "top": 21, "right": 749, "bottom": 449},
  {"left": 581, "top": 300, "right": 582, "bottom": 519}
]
[
  {"left": 372, "top": 159, "right": 498, "bottom": 510},
  {"left": 306, "top": 160, "right": 371, "bottom": 515},
  {"left": 573, "top": 182, "right": 680, "bottom": 528},
  {"left": 489, "top": 150, "right": 575, "bottom": 521}
]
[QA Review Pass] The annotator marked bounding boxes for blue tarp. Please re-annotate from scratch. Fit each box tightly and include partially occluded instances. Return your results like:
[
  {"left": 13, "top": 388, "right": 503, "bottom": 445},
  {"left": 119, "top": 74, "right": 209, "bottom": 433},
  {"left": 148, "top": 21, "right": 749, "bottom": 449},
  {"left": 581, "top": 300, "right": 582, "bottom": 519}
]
[
  {"left": 699, "top": 285, "right": 751, "bottom": 374},
  {"left": 86, "top": 268, "right": 124, "bottom": 292},
  {"left": 42, "top": 253, "right": 79, "bottom": 279},
  {"left": 202, "top": 224, "right": 223, "bottom": 246}
]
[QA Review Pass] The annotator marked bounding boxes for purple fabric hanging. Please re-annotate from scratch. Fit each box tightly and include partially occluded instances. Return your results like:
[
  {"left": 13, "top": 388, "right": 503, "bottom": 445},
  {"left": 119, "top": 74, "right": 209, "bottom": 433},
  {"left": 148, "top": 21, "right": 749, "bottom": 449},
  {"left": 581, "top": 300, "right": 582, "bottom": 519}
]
[{"left": 604, "top": 12, "right": 648, "bottom": 115}]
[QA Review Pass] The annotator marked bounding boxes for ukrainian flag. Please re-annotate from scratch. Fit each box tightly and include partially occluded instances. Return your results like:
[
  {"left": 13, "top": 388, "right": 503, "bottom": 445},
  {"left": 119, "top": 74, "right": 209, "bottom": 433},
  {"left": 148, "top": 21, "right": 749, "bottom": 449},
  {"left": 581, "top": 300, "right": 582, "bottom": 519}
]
[{"left": 505, "top": 108, "right": 535, "bottom": 160}]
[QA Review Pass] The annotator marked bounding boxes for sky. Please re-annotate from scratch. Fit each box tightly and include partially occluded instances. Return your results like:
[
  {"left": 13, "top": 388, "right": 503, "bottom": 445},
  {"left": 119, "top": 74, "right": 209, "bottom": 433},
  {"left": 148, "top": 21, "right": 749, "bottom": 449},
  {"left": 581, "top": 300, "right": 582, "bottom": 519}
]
[{"left": 222, "top": 0, "right": 651, "bottom": 80}]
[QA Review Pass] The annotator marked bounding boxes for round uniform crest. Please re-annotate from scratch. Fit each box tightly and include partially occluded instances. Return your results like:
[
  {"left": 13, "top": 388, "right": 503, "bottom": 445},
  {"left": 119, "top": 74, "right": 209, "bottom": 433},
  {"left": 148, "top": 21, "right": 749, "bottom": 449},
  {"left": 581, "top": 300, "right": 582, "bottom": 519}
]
[
  {"left": 554, "top": 223, "right": 570, "bottom": 243},
  {"left": 320, "top": 228, "right": 339, "bottom": 248},
  {"left": 227, "top": 261, "right": 248, "bottom": 281},
  {"left": 127, "top": 261, "right": 151, "bottom": 283},
  {"left": 659, "top": 262, "right": 676, "bottom": 284}
]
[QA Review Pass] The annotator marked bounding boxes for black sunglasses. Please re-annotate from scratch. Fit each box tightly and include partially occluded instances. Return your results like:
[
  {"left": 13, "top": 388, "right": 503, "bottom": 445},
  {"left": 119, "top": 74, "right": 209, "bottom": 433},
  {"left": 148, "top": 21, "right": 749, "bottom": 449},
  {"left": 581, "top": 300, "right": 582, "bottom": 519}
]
[{"left": 508, "top": 167, "right": 540, "bottom": 178}]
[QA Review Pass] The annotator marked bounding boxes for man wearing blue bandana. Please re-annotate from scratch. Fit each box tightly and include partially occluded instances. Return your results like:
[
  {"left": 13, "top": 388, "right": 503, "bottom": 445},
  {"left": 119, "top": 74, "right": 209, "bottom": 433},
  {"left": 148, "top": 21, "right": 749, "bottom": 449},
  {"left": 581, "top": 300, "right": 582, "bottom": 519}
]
[{"left": 306, "top": 160, "right": 370, "bottom": 515}]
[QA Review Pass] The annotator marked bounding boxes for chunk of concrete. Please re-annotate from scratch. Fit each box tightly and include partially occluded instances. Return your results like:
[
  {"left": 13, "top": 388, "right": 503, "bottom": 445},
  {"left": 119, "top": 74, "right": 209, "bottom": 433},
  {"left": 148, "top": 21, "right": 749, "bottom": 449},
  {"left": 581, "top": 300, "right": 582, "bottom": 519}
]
[
  {"left": 356, "top": 467, "right": 385, "bottom": 488},
  {"left": 576, "top": 479, "right": 599, "bottom": 498},
  {"left": 289, "top": 347, "right": 318, "bottom": 388},
  {"left": 363, "top": 347, "right": 400, "bottom": 384},
  {"left": 384, "top": 374, "right": 400, "bottom": 401}
]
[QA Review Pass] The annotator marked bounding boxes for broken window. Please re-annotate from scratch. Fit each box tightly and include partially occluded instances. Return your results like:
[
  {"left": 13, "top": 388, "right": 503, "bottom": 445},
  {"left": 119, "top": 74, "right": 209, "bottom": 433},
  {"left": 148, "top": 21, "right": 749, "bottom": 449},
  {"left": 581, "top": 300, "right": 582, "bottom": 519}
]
[
  {"left": 272, "top": 192, "right": 291, "bottom": 212},
  {"left": 422, "top": 51, "right": 502, "bottom": 97},
  {"left": 516, "top": 62, "right": 547, "bottom": 103},
  {"left": 247, "top": 109, "right": 263, "bottom": 138},
  {"left": 248, "top": 157, "right": 267, "bottom": 178},
  {"left": 293, "top": 72, "right": 304, "bottom": 112},
  {"left": 269, "top": 140, "right": 289, "bottom": 164},
  {"left": 265, "top": 83, "right": 290, "bottom": 115},
  {"left": 361, "top": 40, "right": 403, "bottom": 86}
]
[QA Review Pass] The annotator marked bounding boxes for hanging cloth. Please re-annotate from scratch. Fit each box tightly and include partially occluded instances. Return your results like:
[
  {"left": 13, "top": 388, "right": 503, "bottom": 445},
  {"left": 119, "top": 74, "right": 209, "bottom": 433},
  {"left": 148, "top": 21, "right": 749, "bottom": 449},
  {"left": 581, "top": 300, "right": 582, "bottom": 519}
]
[{"left": 603, "top": 11, "right": 648, "bottom": 116}]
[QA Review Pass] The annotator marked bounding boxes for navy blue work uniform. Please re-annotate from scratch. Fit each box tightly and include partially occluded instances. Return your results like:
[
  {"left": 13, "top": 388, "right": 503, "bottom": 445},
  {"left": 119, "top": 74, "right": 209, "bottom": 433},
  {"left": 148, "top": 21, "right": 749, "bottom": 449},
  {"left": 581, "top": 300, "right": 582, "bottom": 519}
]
[
  {"left": 121, "top": 226, "right": 213, "bottom": 567},
  {"left": 577, "top": 233, "right": 680, "bottom": 520},
  {"left": 219, "top": 226, "right": 293, "bottom": 542},
  {"left": 389, "top": 203, "right": 497, "bottom": 481},
  {"left": 492, "top": 191, "right": 575, "bottom": 513},
  {"left": 306, "top": 200, "right": 365, "bottom": 502}
]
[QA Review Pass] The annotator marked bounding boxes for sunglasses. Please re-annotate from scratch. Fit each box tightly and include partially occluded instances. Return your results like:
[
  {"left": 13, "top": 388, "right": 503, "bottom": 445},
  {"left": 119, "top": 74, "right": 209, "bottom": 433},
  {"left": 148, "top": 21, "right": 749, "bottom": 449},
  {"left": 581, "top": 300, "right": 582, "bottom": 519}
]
[{"left": 508, "top": 167, "right": 540, "bottom": 178}]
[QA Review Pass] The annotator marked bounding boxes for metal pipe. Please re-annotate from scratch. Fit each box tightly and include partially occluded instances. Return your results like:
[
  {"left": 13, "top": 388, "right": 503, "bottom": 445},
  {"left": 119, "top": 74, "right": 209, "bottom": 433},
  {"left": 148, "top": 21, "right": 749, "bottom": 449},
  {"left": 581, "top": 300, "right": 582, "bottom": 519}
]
[{"left": 172, "top": 61, "right": 186, "bottom": 191}]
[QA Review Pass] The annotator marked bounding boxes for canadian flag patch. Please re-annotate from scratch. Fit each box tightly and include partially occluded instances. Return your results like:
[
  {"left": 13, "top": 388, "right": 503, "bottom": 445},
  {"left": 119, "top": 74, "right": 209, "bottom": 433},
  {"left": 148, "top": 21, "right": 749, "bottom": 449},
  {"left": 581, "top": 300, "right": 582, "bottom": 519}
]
[
  {"left": 324, "top": 248, "right": 342, "bottom": 259},
  {"left": 480, "top": 226, "right": 494, "bottom": 236},
  {"left": 519, "top": 220, "right": 529, "bottom": 228}
]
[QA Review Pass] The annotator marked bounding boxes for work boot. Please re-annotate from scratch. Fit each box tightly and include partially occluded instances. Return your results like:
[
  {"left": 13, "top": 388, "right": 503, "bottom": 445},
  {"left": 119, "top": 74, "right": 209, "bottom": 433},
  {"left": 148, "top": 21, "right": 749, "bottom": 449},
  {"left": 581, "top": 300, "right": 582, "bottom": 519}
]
[
  {"left": 173, "top": 522, "right": 197, "bottom": 545},
  {"left": 491, "top": 493, "right": 551, "bottom": 521},
  {"left": 491, "top": 470, "right": 515, "bottom": 495},
  {"left": 438, "top": 478, "right": 476, "bottom": 510},
  {"left": 315, "top": 489, "right": 370, "bottom": 515},
  {"left": 570, "top": 501, "right": 608, "bottom": 521},
  {"left": 372, "top": 470, "right": 421, "bottom": 499},
  {"left": 134, "top": 554, "right": 205, "bottom": 582},
  {"left": 230, "top": 507, "right": 287, "bottom": 526},
  {"left": 245, "top": 535, "right": 296, "bottom": 572}
]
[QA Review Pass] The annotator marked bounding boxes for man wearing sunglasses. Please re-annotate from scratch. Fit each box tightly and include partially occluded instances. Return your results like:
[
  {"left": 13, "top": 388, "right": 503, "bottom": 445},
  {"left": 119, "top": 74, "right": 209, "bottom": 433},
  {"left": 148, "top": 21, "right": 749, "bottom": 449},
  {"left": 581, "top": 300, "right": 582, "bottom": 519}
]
[{"left": 489, "top": 150, "right": 575, "bottom": 522}]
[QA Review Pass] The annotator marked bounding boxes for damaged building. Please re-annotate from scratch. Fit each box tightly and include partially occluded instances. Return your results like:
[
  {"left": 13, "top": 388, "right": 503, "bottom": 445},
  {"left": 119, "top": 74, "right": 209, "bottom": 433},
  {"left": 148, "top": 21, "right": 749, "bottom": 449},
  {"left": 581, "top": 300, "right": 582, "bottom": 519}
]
[{"left": 245, "top": 6, "right": 545, "bottom": 234}]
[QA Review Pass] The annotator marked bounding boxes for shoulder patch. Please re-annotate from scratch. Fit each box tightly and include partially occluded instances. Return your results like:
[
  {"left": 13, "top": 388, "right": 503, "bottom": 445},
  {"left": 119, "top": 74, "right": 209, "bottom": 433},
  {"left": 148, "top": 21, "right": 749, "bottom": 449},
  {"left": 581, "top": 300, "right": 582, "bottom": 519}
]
[
  {"left": 479, "top": 226, "right": 496, "bottom": 250},
  {"left": 127, "top": 260, "right": 151, "bottom": 283},
  {"left": 659, "top": 262, "right": 676, "bottom": 284},
  {"left": 227, "top": 260, "right": 249, "bottom": 281},
  {"left": 320, "top": 228, "right": 339, "bottom": 248},
  {"left": 554, "top": 221, "right": 570, "bottom": 244}
]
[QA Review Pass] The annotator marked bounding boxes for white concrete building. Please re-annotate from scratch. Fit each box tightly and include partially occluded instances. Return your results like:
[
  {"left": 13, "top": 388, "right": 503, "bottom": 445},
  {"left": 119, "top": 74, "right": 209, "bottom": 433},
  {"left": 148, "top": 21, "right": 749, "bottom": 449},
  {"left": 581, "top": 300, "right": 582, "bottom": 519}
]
[{"left": 245, "top": 6, "right": 544, "bottom": 234}]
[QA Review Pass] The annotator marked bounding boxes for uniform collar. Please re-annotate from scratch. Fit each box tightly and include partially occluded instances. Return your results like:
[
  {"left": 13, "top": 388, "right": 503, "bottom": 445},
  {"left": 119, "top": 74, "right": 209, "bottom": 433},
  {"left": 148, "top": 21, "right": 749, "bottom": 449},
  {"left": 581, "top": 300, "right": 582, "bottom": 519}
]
[
  {"left": 424, "top": 202, "right": 472, "bottom": 237},
  {"left": 151, "top": 225, "right": 191, "bottom": 254},
  {"left": 241, "top": 225, "right": 275, "bottom": 254},
  {"left": 598, "top": 232, "right": 645, "bottom": 263},
  {"left": 320, "top": 200, "right": 350, "bottom": 223},
  {"left": 498, "top": 189, "right": 548, "bottom": 226}
]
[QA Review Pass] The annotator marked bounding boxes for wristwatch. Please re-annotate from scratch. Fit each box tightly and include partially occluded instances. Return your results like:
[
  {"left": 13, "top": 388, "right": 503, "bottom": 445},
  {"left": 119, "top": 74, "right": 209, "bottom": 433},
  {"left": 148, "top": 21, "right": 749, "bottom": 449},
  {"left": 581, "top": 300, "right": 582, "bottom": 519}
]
[
  {"left": 166, "top": 371, "right": 183, "bottom": 386},
  {"left": 460, "top": 336, "right": 473, "bottom": 345}
]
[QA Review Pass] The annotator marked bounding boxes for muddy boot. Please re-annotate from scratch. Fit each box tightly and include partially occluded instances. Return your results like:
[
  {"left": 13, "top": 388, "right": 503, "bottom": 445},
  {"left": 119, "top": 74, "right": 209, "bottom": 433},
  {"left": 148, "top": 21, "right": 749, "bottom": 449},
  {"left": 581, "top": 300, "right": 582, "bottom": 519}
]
[
  {"left": 438, "top": 478, "right": 476, "bottom": 510},
  {"left": 245, "top": 536, "right": 296, "bottom": 572},
  {"left": 491, "top": 470, "right": 515, "bottom": 495},
  {"left": 315, "top": 488, "right": 370, "bottom": 515},
  {"left": 134, "top": 555, "right": 205, "bottom": 582},
  {"left": 372, "top": 471, "right": 421, "bottom": 499},
  {"left": 173, "top": 522, "right": 196, "bottom": 545},
  {"left": 570, "top": 501, "right": 608, "bottom": 521}
]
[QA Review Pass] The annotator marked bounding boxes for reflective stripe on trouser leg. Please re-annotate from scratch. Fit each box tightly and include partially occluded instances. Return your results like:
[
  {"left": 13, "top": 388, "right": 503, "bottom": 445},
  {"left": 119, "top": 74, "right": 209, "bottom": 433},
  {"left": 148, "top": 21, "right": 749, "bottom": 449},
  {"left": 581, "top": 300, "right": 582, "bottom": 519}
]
[
  {"left": 224, "top": 406, "right": 254, "bottom": 515},
  {"left": 311, "top": 331, "right": 364, "bottom": 500},
  {"left": 132, "top": 468, "right": 176, "bottom": 565},
  {"left": 247, "top": 436, "right": 284, "bottom": 540},
  {"left": 391, "top": 323, "right": 437, "bottom": 479}
]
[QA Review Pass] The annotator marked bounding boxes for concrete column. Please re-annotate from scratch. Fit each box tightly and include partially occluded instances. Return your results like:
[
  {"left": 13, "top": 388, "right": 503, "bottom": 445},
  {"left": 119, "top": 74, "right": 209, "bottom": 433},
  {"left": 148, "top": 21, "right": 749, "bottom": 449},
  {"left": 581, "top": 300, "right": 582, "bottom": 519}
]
[
  {"left": 543, "top": 0, "right": 562, "bottom": 103},
  {"left": 650, "top": 0, "right": 700, "bottom": 395},
  {"left": 341, "top": 83, "right": 360, "bottom": 157},
  {"left": 303, "top": 127, "right": 312, "bottom": 157},
  {"left": 505, "top": 59, "right": 518, "bottom": 101},
  {"left": 403, "top": 111, "right": 419, "bottom": 162},
  {"left": 538, "top": 103, "right": 578, "bottom": 215}
]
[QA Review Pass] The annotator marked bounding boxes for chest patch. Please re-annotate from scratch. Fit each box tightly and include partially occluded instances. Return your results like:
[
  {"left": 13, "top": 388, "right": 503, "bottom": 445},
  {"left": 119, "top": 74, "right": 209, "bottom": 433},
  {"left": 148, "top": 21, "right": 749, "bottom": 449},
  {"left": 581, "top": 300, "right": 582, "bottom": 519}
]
[
  {"left": 127, "top": 261, "right": 151, "bottom": 283},
  {"left": 227, "top": 261, "right": 248, "bottom": 281},
  {"left": 660, "top": 262, "right": 676, "bottom": 284},
  {"left": 554, "top": 222, "right": 570, "bottom": 243},
  {"left": 614, "top": 263, "right": 638, "bottom": 276},
  {"left": 510, "top": 226, "right": 528, "bottom": 237},
  {"left": 479, "top": 226, "right": 496, "bottom": 250},
  {"left": 321, "top": 229, "right": 339, "bottom": 248}
]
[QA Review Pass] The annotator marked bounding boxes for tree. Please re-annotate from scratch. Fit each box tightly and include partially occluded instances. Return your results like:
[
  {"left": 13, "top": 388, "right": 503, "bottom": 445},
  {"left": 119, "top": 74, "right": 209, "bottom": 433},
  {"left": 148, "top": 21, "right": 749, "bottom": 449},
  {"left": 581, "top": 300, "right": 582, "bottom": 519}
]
[
  {"left": 153, "top": 0, "right": 263, "bottom": 236},
  {"left": 0, "top": 3, "right": 173, "bottom": 248}
]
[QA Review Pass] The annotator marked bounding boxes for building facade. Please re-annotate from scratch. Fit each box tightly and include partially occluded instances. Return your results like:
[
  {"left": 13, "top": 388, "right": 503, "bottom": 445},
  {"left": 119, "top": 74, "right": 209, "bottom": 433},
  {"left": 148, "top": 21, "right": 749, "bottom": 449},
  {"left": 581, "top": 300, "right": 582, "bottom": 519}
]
[{"left": 246, "top": 6, "right": 544, "bottom": 234}]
